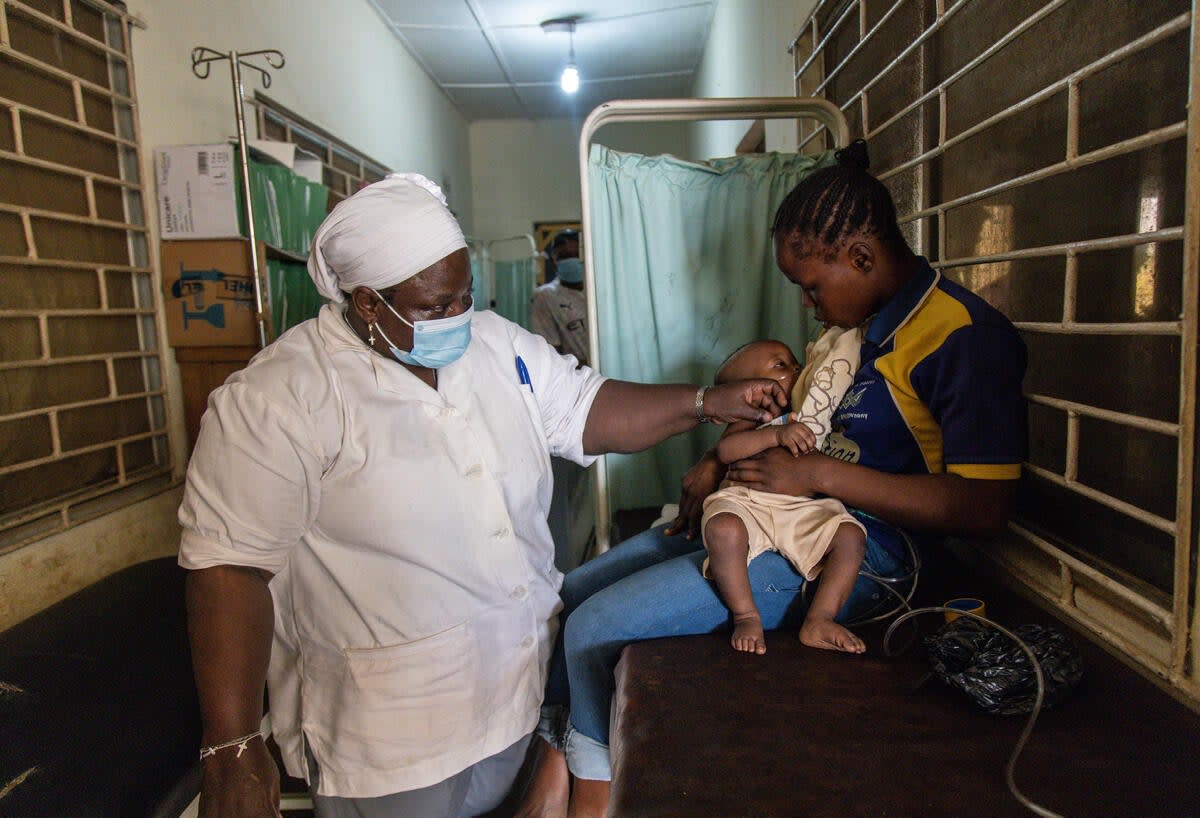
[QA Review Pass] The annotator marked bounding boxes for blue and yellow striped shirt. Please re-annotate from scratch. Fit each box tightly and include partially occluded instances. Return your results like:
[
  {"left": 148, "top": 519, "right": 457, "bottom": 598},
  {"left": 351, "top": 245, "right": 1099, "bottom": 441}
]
[
  {"left": 825, "top": 261, "right": 1032, "bottom": 554},
  {"left": 822, "top": 258, "right": 1027, "bottom": 553}
]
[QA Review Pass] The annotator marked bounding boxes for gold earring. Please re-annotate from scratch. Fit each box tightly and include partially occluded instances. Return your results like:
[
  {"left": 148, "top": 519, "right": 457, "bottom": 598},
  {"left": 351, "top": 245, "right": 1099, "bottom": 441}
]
[{"left": 368, "top": 322, "right": 376, "bottom": 345}]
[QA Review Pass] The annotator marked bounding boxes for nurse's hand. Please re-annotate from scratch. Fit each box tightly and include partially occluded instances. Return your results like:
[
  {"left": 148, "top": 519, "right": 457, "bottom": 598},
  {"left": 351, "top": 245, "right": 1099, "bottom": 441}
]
[
  {"left": 702, "top": 379, "right": 787, "bottom": 425},
  {"left": 666, "top": 448, "right": 726, "bottom": 539},
  {"left": 199, "top": 741, "right": 282, "bottom": 818},
  {"left": 728, "top": 446, "right": 825, "bottom": 497}
]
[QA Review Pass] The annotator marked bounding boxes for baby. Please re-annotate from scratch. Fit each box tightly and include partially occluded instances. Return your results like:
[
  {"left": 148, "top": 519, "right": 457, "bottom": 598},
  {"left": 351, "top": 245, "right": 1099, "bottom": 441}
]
[{"left": 701, "top": 328, "right": 866, "bottom": 654}]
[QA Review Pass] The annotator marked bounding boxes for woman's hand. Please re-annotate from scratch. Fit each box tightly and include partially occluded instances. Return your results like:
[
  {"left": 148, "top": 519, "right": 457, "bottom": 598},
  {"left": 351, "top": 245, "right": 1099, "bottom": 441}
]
[
  {"left": 665, "top": 449, "right": 726, "bottom": 539},
  {"left": 198, "top": 741, "right": 282, "bottom": 818},
  {"left": 728, "top": 446, "right": 826, "bottom": 496},
  {"left": 702, "top": 379, "right": 788, "bottom": 425}
]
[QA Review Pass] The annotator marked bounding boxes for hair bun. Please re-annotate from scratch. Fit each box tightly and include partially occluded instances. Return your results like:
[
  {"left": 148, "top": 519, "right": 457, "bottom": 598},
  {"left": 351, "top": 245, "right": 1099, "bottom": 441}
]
[{"left": 834, "top": 138, "right": 870, "bottom": 171}]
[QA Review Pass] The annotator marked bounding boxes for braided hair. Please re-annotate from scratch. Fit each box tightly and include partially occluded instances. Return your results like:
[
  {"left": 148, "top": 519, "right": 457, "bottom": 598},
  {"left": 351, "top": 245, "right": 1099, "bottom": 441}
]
[{"left": 771, "top": 139, "right": 911, "bottom": 261}]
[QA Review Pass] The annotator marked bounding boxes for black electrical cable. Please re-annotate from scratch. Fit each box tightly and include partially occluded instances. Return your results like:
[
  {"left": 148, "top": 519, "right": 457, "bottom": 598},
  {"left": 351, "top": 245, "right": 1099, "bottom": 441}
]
[{"left": 883, "top": 608, "right": 1065, "bottom": 818}]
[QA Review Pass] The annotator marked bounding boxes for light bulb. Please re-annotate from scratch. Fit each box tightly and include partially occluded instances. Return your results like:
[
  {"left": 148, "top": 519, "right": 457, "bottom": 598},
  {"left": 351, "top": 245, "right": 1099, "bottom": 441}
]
[{"left": 560, "top": 63, "right": 580, "bottom": 94}]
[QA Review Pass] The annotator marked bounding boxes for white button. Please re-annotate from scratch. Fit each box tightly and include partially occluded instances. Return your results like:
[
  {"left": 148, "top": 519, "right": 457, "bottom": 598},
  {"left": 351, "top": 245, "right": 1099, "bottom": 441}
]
[
  {"left": 464, "top": 464, "right": 483, "bottom": 478},
  {"left": 521, "top": 636, "right": 534, "bottom": 648},
  {"left": 511, "top": 585, "right": 527, "bottom": 600}
]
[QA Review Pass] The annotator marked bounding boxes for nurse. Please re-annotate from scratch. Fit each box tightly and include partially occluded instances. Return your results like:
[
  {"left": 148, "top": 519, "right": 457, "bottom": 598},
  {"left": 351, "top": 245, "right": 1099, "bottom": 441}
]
[{"left": 178, "top": 173, "right": 787, "bottom": 818}]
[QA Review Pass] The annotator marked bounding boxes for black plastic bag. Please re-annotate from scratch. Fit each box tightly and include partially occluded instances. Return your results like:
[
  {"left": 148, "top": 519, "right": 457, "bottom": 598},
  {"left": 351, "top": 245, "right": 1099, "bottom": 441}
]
[{"left": 923, "top": 619, "right": 1084, "bottom": 715}]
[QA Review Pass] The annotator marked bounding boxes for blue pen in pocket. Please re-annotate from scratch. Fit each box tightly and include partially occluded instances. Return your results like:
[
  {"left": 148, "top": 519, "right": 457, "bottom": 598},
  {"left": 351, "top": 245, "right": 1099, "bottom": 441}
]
[{"left": 516, "top": 356, "right": 534, "bottom": 392}]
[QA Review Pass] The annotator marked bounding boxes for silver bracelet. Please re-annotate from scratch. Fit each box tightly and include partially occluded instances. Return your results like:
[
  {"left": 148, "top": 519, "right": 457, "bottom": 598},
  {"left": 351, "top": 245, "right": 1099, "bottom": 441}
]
[
  {"left": 695, "top": 385, "right": 711, "bottom": 423},
  {"left": 199, "top": 730, "right": 264, "bottom": 760}
]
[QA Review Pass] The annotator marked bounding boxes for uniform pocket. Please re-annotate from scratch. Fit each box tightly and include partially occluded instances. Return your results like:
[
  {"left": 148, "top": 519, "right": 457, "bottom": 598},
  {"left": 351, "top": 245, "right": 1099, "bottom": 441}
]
[{"left": 306, "top": 621, "right": 478, "bottom": 772}]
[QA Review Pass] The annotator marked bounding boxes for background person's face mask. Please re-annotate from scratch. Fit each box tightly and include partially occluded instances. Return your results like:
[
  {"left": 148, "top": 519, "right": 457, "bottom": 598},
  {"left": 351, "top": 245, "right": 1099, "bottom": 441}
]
[
  {"left": 371, "top": 289, "right": 473, "bottom": 368},
  {"left": 555, "top": 257, "right": 584, "bottom": 284}
]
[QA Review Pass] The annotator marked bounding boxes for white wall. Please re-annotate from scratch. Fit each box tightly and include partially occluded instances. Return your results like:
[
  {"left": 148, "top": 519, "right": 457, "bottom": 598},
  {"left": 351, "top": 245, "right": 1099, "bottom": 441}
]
[
  {"left": 690, "top": 0, "right": 818, "bottom": 158},
  {"left": 469, "top": 0, "right": 822, "bottom": 250},
  {"left": 0, "top": 489, "right": 184, "bottom": 632},
  {"left": 0, "top": 0, "right": 473, "bottom": 629},
  {"left": 129, "top": 0, "right": 472, "bottom": 222},
  {"left": 469, "top": 118, "right": 690, "bottom": 255}
]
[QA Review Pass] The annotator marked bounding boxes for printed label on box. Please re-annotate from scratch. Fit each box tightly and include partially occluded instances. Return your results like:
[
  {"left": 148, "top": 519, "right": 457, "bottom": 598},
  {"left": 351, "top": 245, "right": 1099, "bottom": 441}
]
[{"left": 156, "top": 144, "right": 241, "bottom": 239}]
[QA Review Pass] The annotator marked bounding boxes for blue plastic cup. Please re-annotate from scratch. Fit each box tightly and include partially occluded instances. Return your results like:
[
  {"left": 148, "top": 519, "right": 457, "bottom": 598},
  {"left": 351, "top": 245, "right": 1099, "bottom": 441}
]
[{"left": 944, "top": 597, "right": 986, "bottom": 623}]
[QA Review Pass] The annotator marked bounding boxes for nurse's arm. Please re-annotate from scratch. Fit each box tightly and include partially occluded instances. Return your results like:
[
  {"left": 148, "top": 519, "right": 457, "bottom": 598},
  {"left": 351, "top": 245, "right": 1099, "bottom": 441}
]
[
  {"left": 582, "top": 379, "right": 786, "bottom": 455},
  {"left": 186, "top": 564, "right": 282, "bottom": 817}
]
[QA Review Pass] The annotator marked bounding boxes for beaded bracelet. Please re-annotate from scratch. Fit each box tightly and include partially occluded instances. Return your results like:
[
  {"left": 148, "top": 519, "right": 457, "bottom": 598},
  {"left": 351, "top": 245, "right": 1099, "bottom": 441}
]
[{"left": 199, "top": 730, "right": 264, "bottom": 760}]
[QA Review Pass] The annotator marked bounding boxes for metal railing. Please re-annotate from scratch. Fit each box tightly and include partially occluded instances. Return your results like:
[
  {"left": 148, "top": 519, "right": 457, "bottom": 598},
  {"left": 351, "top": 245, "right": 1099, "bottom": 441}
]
[
  {"left": 579, "top": 96, "right": 851, "bottom": 553},
  {"left": 793, "top": 0, "right": 1198, "bottom": 699}
]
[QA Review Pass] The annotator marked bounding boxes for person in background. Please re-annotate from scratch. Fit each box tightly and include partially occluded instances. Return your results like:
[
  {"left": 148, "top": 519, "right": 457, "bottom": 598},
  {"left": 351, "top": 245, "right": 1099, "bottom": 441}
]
[
  {"left": 531, "top": 229, "right": 588, "bottom": 366},
  {"left": 518, "top": 139, "right": 1027, "bottom": 818},
  {"left": 178, "top": 174, "right": 787, "bottom": 818},
  {"left": 531, "top": 229, "right": 593, "bottom": 571}
]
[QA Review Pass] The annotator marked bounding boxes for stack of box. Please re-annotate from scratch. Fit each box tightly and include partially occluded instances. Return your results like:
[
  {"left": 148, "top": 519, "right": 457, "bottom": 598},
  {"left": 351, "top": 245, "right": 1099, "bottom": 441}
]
[{"left": 154, "top": 142, "right": 329, "bottom": 346}]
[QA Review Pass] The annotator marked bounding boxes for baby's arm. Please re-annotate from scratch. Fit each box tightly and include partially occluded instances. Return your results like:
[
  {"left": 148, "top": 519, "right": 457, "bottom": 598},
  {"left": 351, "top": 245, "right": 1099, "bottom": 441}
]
[{"left": 716, "top": 417, "right": 814, "bottom": 464}]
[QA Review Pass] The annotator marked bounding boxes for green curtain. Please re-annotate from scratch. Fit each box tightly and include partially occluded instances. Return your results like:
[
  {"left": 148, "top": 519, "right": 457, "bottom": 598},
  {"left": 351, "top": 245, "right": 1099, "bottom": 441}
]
[
  {"left": 469, "top": 247, "right": 491, "bottom": 313},
  {"left": 589, "top": 145, "right": 838, "bottom": 512},
  {"left": 493, "top": 258, "right": 534, "bottom": 329}
]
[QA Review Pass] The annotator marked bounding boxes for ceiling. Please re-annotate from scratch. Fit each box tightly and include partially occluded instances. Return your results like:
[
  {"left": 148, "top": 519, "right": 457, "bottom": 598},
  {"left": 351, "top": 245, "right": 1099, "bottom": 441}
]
[{"left": 368, "top": 1, "right": 716, "bottom": 120}]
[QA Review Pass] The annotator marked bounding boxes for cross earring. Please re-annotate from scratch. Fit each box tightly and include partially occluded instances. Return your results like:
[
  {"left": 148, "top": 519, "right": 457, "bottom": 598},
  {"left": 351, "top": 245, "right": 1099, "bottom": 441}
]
[{"left": 368, "top": 322, "right": 377, "bottom": 346}]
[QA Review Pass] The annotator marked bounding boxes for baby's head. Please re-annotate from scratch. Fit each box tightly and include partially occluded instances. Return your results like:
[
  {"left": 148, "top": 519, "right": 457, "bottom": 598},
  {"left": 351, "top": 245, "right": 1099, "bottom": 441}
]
[{"left": 715, "top": 340, "right": 802, "bottom": 399}]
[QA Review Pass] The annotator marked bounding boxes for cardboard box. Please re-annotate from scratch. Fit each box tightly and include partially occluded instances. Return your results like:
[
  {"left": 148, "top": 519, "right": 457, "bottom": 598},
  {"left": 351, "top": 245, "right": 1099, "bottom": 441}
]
[
  {"left": 155, "top": 144, "right": 241, "bottom": 239},
  {"left": 161, "top": 239, "right": 268, "bottom": 346}
]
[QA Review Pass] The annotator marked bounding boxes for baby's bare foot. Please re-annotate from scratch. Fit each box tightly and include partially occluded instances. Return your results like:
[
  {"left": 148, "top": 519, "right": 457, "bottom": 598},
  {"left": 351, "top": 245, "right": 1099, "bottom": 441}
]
[
  {"left": 732, "top": 613, "right": 765, "bottom": 654},
  {"left": 799, "top": 618, "right": 865, "bottom": 653}
]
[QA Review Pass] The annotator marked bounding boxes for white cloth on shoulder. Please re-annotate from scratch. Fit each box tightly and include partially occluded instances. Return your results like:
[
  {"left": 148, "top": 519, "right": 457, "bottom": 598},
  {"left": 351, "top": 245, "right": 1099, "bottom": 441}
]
[{"left": 792, "top": 325, "right": 864, "bottom": 449}]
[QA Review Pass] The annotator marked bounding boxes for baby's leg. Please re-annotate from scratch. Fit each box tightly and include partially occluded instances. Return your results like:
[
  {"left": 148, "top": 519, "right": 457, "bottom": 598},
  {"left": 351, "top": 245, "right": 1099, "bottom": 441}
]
[
  {"left": 799, "top": 523, "right": 867, "bottom": 653},
  {"left": 704, "top": 512, "right": 765, "bottom": 654}
]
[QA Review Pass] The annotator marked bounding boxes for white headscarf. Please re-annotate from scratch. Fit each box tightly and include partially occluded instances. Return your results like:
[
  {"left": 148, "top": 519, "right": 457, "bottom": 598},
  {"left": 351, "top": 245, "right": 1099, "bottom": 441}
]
[{"left": 307, "top": 173, "right": 466, "bottom": 303}]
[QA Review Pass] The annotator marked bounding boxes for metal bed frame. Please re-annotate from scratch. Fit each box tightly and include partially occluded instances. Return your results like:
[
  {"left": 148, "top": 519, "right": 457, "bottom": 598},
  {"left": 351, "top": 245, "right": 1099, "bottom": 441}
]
[{"left": 578, "top": 97, "right": 851, "bottom": 555}]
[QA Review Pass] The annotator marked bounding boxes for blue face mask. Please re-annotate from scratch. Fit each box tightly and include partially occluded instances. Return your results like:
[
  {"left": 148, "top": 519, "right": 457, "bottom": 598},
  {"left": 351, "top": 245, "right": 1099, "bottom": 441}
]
[
  {"left": 371, "top": 289, "right": 473, "bottom": 369},
  {"left": 555, "top": 257, "right": 584, "bottom": 284}
]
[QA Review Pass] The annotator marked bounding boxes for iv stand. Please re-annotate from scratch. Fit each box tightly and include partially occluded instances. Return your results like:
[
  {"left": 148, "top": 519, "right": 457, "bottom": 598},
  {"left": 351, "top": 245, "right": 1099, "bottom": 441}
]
[{"left": 190, "top": 46, "right": 286, "bottom": 349}]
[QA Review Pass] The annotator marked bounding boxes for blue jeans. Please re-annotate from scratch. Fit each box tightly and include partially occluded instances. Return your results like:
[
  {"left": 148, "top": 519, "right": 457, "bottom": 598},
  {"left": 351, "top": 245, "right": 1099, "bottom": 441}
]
[{"left": 539, "top": 522, "right": 913, "bottom": 780}]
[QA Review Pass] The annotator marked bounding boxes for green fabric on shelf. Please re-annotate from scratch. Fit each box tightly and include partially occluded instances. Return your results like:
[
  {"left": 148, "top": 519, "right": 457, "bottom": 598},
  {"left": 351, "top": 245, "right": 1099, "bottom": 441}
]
[
  {"left": 299, "top": 179, "right": 329, "bottom": 255},
  {"left": 235, "top": 157, "right": 282, "bottom": 247},
  {"left": 235, "top": 154, "right": 329, "bottom": 256},
  {"left": 267, "top": 258, "right": 324, "bottom": 335}
]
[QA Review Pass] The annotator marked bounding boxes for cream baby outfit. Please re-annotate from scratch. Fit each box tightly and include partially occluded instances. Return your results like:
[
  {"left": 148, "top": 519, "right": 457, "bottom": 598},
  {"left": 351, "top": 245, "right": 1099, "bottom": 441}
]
[{"left": 702, "top": 326, "right": 866, "bottom": 579}]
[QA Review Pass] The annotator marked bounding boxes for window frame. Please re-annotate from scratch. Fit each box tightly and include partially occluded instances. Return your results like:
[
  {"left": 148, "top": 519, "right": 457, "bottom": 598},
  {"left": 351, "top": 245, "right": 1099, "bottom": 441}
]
[
  {"left": 791, "top": 0, "right": 1199, "bottom": 700},
  {"left": 0, "top": 0, "right": 174, "bottom": 552}
]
